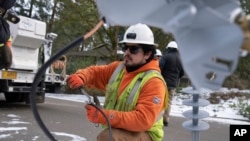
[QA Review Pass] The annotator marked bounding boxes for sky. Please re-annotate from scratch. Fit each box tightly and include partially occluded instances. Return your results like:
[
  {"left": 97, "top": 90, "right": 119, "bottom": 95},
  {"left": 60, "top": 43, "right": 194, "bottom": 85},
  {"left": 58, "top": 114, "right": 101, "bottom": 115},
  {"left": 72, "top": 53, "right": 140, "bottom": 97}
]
[{"left": 1, "top": 87, "right": 250, "bottom": 140}]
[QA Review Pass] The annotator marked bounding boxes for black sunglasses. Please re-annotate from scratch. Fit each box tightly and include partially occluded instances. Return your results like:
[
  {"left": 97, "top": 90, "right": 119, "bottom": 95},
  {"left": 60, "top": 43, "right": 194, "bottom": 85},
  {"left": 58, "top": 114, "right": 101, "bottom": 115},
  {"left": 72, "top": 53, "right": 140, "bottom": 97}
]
[{"left": 121, "top": 45, "right": 141, "bottom": 54}]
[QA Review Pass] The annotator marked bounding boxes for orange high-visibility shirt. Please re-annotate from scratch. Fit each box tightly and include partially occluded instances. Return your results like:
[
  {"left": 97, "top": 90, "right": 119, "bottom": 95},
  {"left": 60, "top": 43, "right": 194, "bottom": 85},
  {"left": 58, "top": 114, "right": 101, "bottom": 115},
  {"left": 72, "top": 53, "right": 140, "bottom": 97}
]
[{"left": 75, "top": 60, "right": 166, "bottom": 131}]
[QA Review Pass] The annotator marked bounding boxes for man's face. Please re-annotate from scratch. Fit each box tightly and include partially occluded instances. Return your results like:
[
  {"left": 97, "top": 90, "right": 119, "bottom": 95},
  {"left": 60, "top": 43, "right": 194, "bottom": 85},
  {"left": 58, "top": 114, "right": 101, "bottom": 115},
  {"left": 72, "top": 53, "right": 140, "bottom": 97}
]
[{"left": 122, "top": 43, "right": 150, "bottom": 67}]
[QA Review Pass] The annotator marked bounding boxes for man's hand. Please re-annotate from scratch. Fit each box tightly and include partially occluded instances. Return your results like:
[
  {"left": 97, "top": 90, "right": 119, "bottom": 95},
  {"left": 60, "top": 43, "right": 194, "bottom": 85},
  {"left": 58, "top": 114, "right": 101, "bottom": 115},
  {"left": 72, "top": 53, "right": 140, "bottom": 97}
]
[
  {"left": 67, "top": 74, "right": 83, "bottom": 89},
  {"left": 85, "top": 104, "right": 107, "bottom": 124}
]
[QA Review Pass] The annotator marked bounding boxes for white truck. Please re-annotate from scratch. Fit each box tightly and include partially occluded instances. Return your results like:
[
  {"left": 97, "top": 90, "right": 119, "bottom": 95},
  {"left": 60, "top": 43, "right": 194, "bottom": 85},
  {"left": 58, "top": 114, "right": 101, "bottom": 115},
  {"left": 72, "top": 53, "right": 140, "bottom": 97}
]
[{"left": 0, "top": 16, "right": 67, "bottom": 103}]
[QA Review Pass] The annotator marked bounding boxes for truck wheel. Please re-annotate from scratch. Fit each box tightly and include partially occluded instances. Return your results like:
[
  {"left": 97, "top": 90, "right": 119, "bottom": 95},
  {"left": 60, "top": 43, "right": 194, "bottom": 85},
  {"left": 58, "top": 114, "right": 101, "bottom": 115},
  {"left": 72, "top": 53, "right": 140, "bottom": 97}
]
[
  {"left": 35, "top": 92, "right": 45, "bottom": 103},
  {"left": 4, "top": 93, "right": 24, "bottom": 103},
  {"left": 25, "top": 92, "right": 45, "bottom": 104},
  {"left": 45, "top": 83, "right": 62, "bottom": 93},
  {"left": 54, "top": 85, "right": 62, "bottom": 93}
]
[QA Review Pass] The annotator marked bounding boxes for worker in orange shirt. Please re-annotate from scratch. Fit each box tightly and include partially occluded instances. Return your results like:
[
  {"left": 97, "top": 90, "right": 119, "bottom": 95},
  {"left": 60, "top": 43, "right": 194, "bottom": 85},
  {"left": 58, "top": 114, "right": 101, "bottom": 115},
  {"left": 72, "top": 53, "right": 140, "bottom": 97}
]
[{"left": 67, "top": 23, "right": 168, "bottom": 141}]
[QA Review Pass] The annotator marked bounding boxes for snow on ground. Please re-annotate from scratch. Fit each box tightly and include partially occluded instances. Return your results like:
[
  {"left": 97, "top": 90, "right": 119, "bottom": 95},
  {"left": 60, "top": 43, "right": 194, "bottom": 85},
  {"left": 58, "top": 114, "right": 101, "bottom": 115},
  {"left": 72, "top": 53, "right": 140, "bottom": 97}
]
[
  {"left": 1, "top": 87, "right": 249, "bottom": 140},
  {"left": 0, "top": 113, "right": 87, "bottom": 141},
  {"left": 170, "top": 87, "right": 250, "bottom": 125},
  {"left": 46, "top": 87, "right": 250, "bottom": 125}
]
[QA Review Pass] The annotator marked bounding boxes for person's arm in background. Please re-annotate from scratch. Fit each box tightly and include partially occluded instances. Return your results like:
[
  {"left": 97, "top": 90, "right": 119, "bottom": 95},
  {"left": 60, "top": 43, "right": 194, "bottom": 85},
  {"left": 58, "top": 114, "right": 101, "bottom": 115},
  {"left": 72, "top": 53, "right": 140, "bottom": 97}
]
[
  {"left": 177, "top": 52, "right": 184, "bottom": 78},
  {"left": 179, "top": 65, "right": 184, "bottom": 78},
  {"left": 159, "top": 55, "right": 166, "bottom": 70}
]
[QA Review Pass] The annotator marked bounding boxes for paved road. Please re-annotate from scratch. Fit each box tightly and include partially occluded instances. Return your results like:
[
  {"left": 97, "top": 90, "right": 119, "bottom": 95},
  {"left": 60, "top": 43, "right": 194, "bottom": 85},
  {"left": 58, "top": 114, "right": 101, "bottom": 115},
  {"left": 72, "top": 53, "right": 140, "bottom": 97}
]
[
  {"left": 0, "top": 95, "right": 100, "bottom": 141},
  {"left": 164, "top": 116, "right": 229, "bottom": 141},
  {"left": 0, "top": 94, "right": 231, "bottom": 141}
]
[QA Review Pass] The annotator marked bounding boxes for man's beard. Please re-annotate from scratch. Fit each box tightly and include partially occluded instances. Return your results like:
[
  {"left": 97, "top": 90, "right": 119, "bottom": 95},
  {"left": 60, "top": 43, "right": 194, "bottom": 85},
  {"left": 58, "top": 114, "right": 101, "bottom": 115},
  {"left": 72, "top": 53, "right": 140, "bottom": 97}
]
[
  {"left": 123, "top": 55, "right": 146, "bottom": 72},
  {"left": 125, "top": 62, "right": 146, "bottom": 72}
]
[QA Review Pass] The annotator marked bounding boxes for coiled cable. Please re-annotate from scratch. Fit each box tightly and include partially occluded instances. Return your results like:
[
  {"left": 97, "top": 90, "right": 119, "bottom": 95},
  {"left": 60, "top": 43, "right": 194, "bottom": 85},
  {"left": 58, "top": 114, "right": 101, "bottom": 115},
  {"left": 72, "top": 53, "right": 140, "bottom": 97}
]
[{"left": 30, "top": 19, "right": 113, "bottom": 141}]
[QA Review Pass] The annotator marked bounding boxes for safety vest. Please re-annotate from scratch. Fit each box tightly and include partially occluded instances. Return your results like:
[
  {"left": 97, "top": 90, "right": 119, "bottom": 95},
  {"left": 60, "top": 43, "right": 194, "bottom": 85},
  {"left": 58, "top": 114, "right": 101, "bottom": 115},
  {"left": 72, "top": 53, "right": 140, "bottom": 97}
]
[{"left": 104, "top": 63, "right": 168, "bottom": 141}]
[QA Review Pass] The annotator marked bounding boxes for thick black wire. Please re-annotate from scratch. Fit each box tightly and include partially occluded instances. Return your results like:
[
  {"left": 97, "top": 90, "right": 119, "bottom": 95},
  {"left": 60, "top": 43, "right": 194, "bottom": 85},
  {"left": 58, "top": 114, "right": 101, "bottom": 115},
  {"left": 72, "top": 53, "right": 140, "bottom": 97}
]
[
  {"left": 30, "top": 36, "right": 83, "bottom": 141},
  {"left": 88, "top": 103, "right": 113, "bottom": 141},
  {"left": 30, "top": 35, "right": 113, "bottom": 141}
]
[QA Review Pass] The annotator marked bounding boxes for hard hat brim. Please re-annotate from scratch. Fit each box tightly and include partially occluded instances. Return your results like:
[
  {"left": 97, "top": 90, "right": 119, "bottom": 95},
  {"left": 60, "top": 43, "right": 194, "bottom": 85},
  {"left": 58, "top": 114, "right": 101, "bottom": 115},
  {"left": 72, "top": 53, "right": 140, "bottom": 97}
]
[
  {"left": 167, "top": 46, "right": 178, "bottom": 49},
  {"left": 119, "top": 39, "right": 158, "bottom": 47}
]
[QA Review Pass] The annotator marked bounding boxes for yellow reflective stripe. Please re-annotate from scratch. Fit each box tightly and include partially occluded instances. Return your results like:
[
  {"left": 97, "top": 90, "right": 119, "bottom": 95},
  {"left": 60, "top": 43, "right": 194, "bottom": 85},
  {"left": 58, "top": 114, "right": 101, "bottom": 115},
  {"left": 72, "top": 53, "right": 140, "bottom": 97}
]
[
  {"left": 155, "top": 111, "right": 164, "bottom": 122},
  {"left": 126, "top": 70, "right": 166, "bottom": 121},
  {"left": 108, "top": 63, "right": 124, "bottom": 84},
  {"left": 127, "top": 70, "right": 153, "bottom": 104},
  {"left": 8, "top": 37, "right": 12, "bottom": 41}
]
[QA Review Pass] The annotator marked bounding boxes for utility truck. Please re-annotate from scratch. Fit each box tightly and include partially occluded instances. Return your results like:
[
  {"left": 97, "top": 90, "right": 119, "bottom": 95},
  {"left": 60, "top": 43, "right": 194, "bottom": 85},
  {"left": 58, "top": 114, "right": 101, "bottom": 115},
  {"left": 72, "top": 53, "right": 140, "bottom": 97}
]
[{"left": 0, "top": 16, "right": 67, "bottom": 103}]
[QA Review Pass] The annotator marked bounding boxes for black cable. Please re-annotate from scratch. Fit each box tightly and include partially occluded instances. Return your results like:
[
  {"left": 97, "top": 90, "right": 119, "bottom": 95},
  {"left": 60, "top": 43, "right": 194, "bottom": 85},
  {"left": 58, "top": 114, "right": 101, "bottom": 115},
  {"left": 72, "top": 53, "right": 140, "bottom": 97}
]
[
  {"left": 88, "top": 103, "right": 113, "bottom": 141},
  {"left": 30, "top": 36, "right": 83, "bottom": 141},
  {"left": 30, "top": 19, "right": 113, "bottom": 141},
  {"left": 81, "top": 88, "right": 113, "bottom": 141}
]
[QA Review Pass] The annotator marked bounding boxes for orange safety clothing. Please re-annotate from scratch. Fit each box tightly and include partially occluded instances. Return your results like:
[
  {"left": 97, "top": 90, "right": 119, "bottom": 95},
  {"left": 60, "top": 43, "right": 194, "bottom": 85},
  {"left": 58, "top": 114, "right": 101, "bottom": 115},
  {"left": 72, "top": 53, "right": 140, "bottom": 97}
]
[{"left": 75, "top": 60, "right": 166, "bottom": 131}]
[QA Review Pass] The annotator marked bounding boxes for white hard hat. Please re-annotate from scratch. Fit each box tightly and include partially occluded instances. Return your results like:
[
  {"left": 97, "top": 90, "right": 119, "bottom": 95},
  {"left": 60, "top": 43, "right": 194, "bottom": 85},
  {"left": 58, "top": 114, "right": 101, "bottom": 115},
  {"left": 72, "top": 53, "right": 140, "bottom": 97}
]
[
  {"left": 166, "top": 41, "right": 178, "bottom": 49},
  {"left": 155, "top": 49, "right": 162, "bottom": 56},
  {"left": 119, "top": 23, "right": 157, "bottom": 46}
]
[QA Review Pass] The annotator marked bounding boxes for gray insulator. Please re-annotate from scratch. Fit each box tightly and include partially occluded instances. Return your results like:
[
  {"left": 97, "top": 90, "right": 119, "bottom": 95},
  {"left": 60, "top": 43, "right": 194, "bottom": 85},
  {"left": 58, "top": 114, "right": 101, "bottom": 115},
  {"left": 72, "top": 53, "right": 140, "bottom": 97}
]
[
  {"left": 182, "top": 99, "right": 210, "bottom": 107},
  {"left": 181, "top": 88, "right": 210, "bottom": 141},
  {"left": 182, "top": 120, "right": 210, "bottom": 131},
  {"left": 183, "top": 110, "right": 209, "bottom": 119}
]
